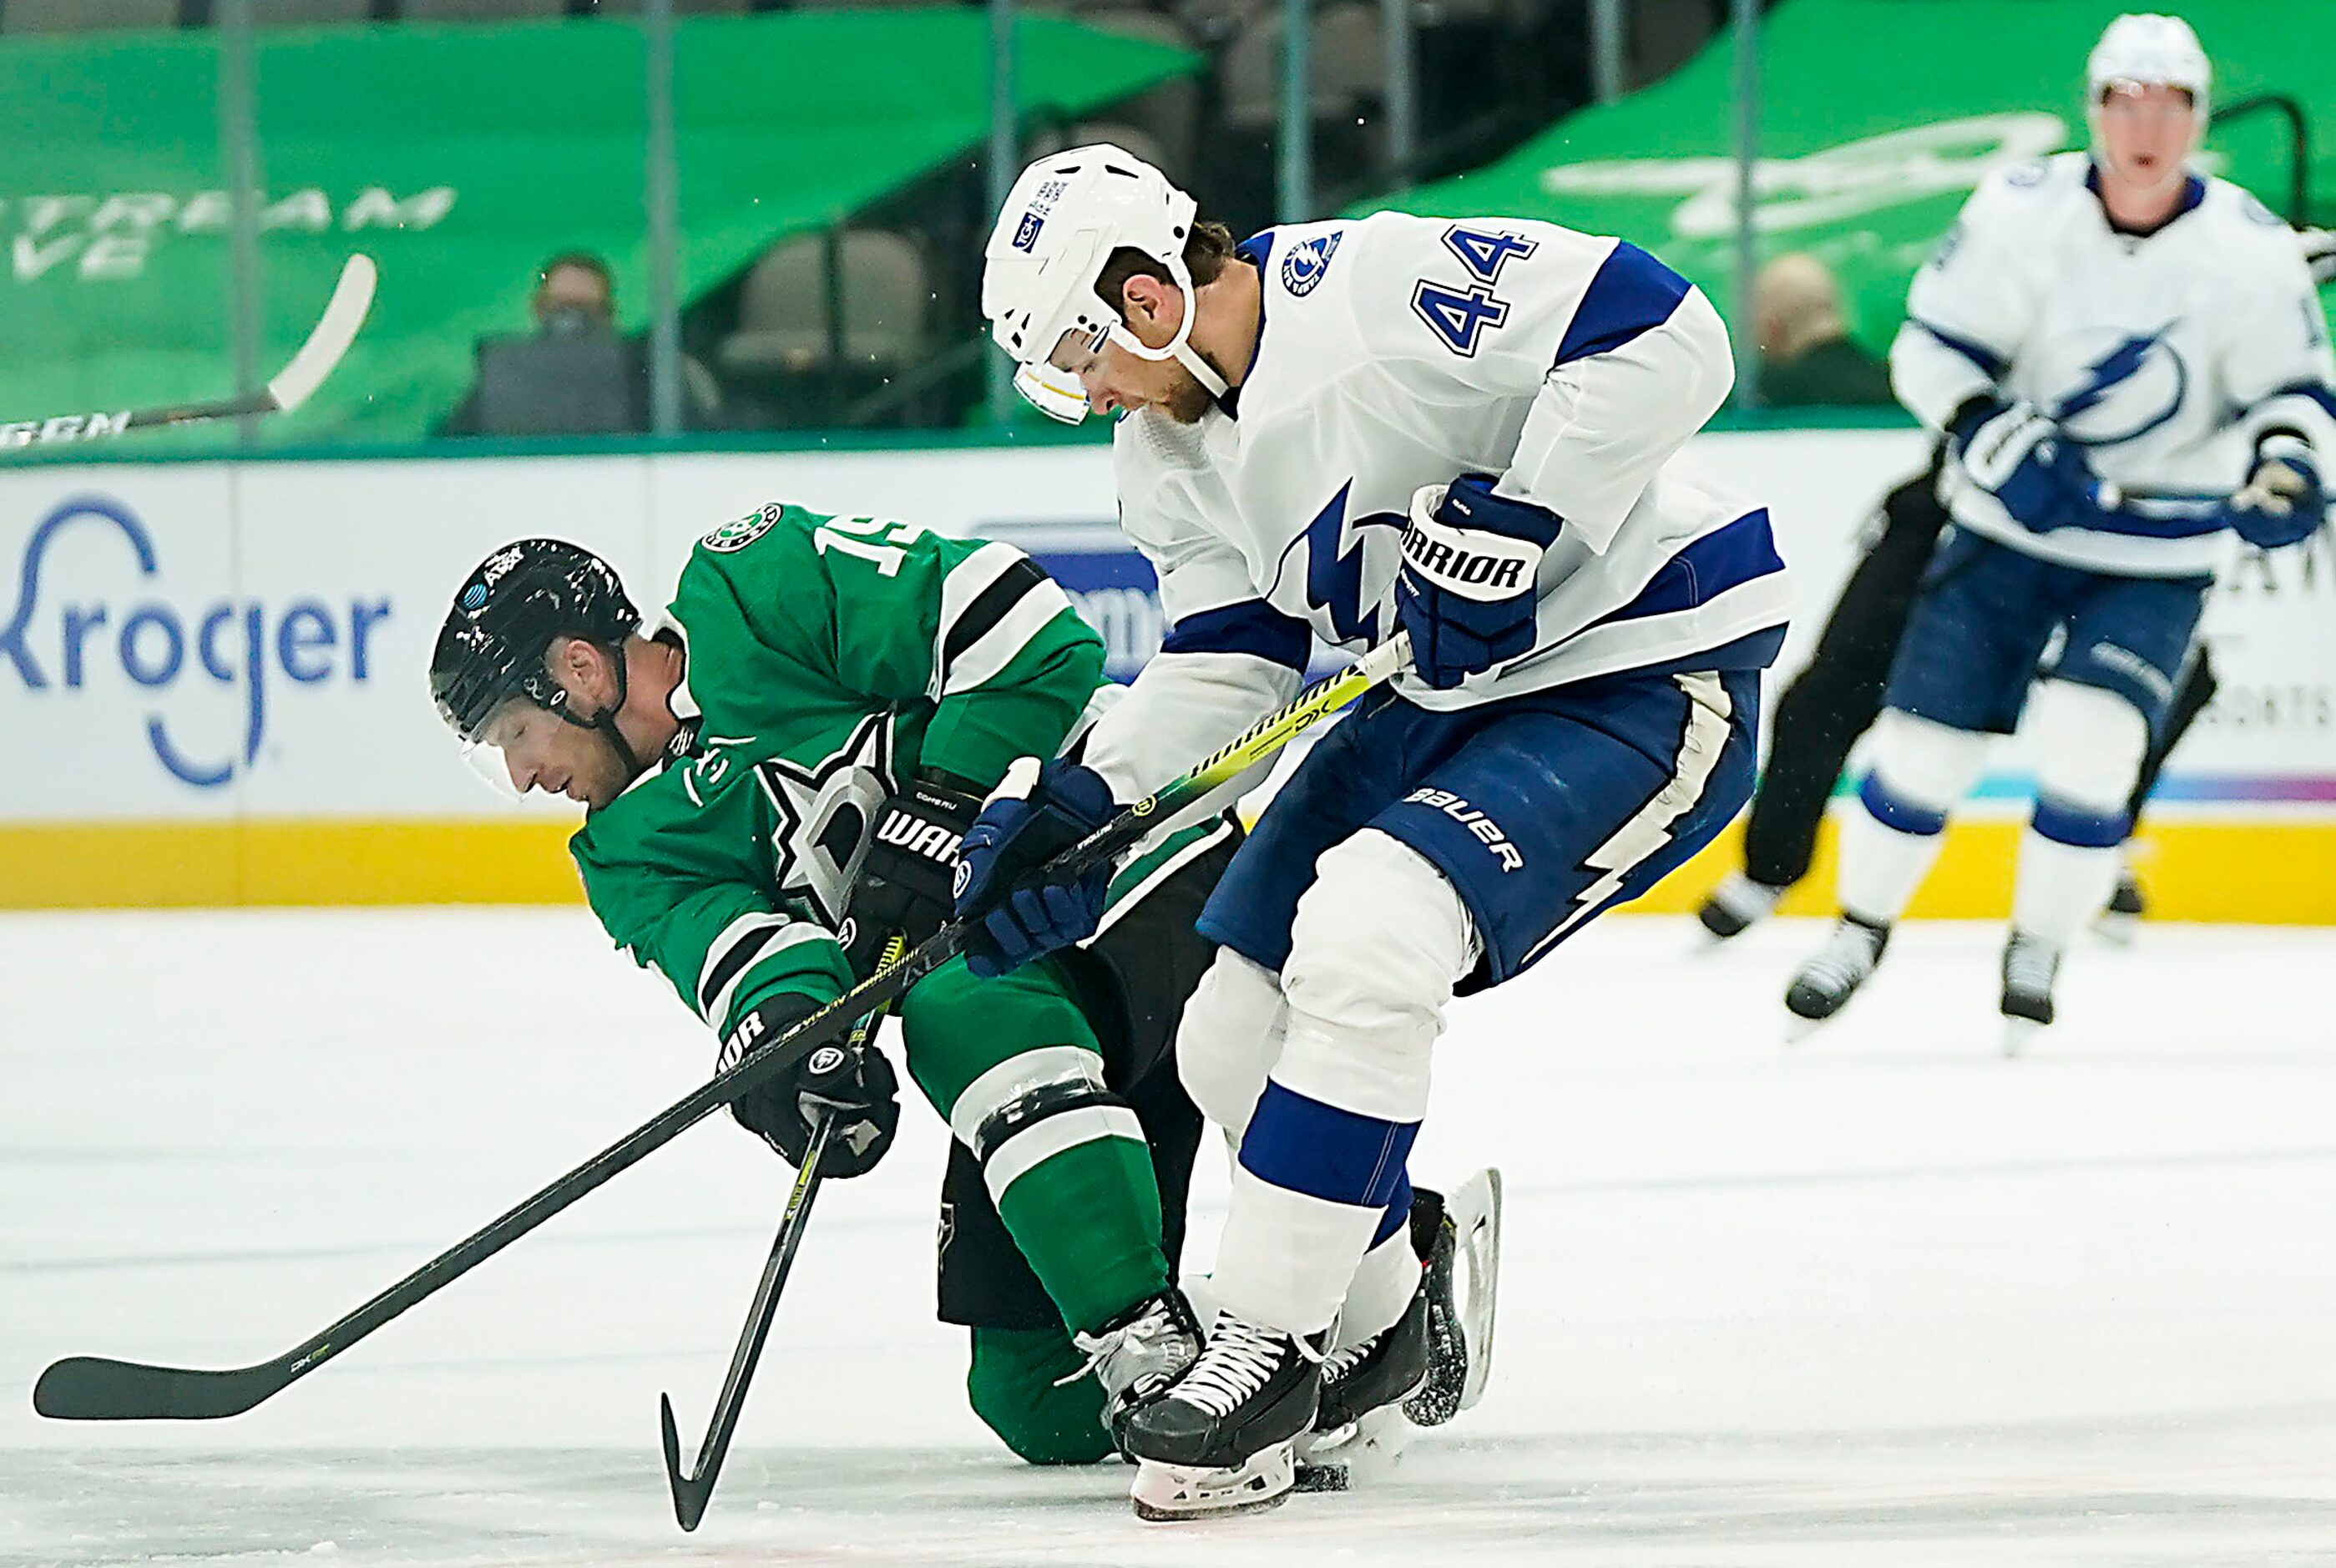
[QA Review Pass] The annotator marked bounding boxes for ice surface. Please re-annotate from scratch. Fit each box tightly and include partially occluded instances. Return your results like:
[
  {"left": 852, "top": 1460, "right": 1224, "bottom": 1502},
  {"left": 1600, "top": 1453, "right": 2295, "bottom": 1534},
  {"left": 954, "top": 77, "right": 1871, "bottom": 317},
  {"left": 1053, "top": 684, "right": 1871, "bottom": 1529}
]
[{"left": 6, "top": 908, "right": 2335, "bottom": 1565}]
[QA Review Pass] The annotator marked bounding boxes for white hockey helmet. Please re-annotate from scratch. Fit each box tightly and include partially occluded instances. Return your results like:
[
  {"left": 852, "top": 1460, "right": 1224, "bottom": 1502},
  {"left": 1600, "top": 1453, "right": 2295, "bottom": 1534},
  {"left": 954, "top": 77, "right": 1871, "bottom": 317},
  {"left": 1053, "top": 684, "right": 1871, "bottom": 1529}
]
[
  {"left": 2086, "top": 13, "right": 2211, "bottom": 123},
  {"left": 981, "top": 143, "right": 1225, "bottom": 422}
]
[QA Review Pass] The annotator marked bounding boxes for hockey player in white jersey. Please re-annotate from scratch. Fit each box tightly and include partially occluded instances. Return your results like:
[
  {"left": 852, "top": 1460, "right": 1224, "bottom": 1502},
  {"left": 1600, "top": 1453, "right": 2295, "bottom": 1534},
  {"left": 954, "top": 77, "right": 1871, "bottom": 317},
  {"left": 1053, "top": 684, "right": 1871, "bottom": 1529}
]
[
  {"left": 951, "top": 144, "right": 1791, "bottom": 1516},
  {"left": 1785, "top": 13, "right": 2336, "bottom": 1050}
]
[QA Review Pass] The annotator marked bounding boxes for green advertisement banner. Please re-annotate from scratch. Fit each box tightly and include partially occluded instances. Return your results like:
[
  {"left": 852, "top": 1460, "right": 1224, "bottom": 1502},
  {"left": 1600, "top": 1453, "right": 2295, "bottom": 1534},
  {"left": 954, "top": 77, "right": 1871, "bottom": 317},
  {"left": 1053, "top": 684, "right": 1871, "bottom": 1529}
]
[
  {"left": 1362, "top": 0, "right": 2336, "bottom": 370},
  {"left": 0, "top": 13, "right": 1194, "bottom": 445}
]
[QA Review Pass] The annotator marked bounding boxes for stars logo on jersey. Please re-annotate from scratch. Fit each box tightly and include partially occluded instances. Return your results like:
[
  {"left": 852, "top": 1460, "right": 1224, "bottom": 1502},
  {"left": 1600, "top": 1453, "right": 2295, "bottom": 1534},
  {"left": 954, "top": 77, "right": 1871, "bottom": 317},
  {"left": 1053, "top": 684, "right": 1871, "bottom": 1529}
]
[
  {"left": 704, "top": 503, "right": 783, "bottom": 554},
  {"left": 2048, "top": 325, "right": 2187, "bottom": 448},
  {"left": 752, "top": 710, "right": 897, "bottom": 925},
  {"left": 1280, "top": 230, "right": 1342, "bottom": 296}
]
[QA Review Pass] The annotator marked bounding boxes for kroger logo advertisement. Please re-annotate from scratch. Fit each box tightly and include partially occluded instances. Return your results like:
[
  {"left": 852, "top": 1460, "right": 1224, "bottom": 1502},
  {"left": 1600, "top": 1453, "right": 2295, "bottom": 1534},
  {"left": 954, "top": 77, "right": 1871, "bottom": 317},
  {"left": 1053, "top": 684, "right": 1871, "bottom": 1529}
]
[{"left": 3, "top": 488, "right": 393, "bottom": 807}]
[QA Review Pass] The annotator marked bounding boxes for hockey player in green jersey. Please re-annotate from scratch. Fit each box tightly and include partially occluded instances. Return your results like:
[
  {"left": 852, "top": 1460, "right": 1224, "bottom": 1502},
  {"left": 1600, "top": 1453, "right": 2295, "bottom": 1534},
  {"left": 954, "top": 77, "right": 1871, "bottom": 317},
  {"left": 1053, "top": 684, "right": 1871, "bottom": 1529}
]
[{"left": 427, "top": 506, "right": 1241, "bottom": 1464}]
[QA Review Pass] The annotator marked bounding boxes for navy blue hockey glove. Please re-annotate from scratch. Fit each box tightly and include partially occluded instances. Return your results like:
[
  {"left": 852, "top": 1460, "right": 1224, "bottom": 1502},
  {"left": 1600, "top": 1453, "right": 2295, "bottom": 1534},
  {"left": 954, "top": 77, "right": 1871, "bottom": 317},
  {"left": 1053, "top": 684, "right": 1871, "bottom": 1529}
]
[
  {"left": 724, "top": 990, "right": 901, "bottom": 1178},
  {"left": 950, "top": 756, "right": 1117, "bottom": 979},
  {"left": 1949, "top": 398, "right": 2101, "bottom": 533},
  {"left": 2222, "top": 439, "right": 2326, "bottom": 550},
  {"left": 839, "top": 776, "right": 981, "bottom": 979},
  {"left": 1395, "top": 474, "right": 1560, "bottom": 690}
]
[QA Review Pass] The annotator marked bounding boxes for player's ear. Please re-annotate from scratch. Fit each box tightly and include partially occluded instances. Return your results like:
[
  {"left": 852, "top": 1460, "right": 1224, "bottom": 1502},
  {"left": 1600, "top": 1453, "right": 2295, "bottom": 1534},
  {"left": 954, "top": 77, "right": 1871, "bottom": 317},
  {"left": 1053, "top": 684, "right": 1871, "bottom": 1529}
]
[
  {"left": 547, "top": 635, "right": 599, "bottom": 700},
  {"left": 1121, "top": 273, "right": 1178, "bottom": 345}
]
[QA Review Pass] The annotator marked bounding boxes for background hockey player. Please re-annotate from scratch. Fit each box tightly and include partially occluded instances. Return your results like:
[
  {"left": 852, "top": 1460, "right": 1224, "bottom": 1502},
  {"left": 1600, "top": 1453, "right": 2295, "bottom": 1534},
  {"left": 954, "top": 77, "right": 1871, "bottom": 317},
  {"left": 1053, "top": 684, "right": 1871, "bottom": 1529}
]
[
  {"left": 956, "top": 143, "right": 1791, "bottom": 1517},
  {"left": 1699, "top": 227, "right": 2336, "bottom": 948},
  {"left": 428, "top": 511, "right": 1241, "bottom": 1464},
  {"left": 1781, "top": 13, "right": 2336, "bottom": 1050}
]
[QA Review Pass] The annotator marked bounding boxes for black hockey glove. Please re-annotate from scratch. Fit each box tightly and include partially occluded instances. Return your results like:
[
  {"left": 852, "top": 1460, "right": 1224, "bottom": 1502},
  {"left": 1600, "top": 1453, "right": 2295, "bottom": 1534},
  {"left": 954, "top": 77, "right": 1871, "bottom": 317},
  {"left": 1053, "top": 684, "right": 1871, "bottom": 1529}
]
[
  {"left": 839, "top": 776, "right": 983, "bottom": 977},
  {"left": 724, "top": 991, "right": 901, "bottom": 1179}
]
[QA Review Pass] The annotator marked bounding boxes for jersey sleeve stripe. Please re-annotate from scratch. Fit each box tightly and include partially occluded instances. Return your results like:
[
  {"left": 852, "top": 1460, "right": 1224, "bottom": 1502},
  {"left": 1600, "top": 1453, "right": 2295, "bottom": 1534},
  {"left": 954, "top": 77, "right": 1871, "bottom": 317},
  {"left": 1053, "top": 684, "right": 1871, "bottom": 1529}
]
[
  {"left": 1157, "top": 598, "right": 1314, "bottom": 670},
  {"left": 1553, "top": 240, "right": 1691, "bottom": 365},
  {"left": 942, "top": 574, "right": 1076, "bottom": 697},
  {"left": 934, "top": 545, "right": 1073, "bottom": 697},
  {"left": 699, "top": 913, "right": 826, "bottom": 1024},
  {"left": 1907, "top": 316, "right": 2010, "bottom": 380}
]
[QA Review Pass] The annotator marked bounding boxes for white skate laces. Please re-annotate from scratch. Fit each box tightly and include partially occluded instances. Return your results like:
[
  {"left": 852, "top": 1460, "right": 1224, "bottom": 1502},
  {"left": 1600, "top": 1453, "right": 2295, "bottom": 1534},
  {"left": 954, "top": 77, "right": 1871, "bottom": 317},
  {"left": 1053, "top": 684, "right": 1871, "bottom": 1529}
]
[
  {"left": 2002, "top": 932, "right": 2060, "bottom": 995},
  {"left": 1175, "top": 1313, "right": 1310, "bottom": 1417},
  {"left": 1803, "top": 922, "right": 1883, "bottom": 989},
  {"left": 1063, "top": 1295, "right": 1197, "bottom": 1403}
]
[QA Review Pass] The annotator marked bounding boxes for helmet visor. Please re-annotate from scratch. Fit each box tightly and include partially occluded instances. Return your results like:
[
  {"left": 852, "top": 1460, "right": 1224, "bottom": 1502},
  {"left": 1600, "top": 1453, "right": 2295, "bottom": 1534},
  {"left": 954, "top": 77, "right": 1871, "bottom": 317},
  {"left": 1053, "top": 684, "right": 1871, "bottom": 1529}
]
[{"left": 1014, "top": 362, "right": 1094, "bottom": 424}]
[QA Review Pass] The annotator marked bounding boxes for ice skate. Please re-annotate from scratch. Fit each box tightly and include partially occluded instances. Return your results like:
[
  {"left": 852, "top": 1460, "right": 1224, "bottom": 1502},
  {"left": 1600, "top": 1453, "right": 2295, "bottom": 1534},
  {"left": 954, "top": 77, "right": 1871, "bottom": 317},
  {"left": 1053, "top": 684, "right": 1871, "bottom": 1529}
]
[
  {"left": 1405, "top": 1167, "right": 1502, "bottom": 1428},
  {"left": 1123, "top": 1309, "right": 1321, "bottom": 1520},
  {"left": 1296, "top": 1273, "right": 1430, "bottom": 1492},
  {"left": 1697, "top": 873, "right": 1782, "bottom": 942},
  {"left": 1068, "top": 1287, "right": 1203, "bottom": 1448},
  {"left": 2000, "top": 929, "right": 2060, "bottom": 1056},
  {"left": 1784, "top": 915, "right": 1890, "bottom": 1036}
]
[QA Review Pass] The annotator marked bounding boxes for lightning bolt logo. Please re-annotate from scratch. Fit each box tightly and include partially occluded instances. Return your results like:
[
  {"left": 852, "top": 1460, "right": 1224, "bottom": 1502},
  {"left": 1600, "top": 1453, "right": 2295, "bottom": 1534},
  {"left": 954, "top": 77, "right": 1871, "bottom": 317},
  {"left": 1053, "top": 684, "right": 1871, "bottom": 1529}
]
[
  {"left": 1292, "top": 480, "right": 1398, "bottom": 647},
  {"left": 2056, "top": 330, "right": 2162, "bottom": 422}
]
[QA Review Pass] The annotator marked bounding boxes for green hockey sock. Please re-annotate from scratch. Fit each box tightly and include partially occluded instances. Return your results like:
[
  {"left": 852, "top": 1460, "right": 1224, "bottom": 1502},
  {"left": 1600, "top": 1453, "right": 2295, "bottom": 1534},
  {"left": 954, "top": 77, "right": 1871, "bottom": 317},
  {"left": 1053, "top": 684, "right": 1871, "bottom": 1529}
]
[{"left": 965, "top": 1328, "right": 1114, "bottom": 1465}]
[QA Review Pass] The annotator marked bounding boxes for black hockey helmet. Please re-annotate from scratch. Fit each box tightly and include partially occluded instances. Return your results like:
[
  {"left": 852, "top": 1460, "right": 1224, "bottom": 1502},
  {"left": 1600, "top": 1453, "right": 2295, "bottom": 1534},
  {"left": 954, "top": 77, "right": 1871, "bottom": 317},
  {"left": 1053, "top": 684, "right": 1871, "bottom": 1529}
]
[{"left": 430, "top": 538, "right": 640, "bottom": 745}]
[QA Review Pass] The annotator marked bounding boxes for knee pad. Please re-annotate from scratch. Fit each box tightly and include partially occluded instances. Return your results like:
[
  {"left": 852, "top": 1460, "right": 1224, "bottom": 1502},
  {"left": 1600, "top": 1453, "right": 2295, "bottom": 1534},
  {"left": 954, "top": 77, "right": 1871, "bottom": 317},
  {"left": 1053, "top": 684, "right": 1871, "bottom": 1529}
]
[
  {"left": 1275, "top": 831, "right": 1475, "bottom": 1119},
  {"left": 2029, "top": 680, "right": 2149, "bottom": 817},
  {"left": 1176, "top": 948, "right": 1287, "bottom": 1139},
  {"left": 1866, "top": 709, "right": 1990, "bottom": 815},
  {"left": 1282, "top": 830, "right": 1476, "bottom": 1046}
]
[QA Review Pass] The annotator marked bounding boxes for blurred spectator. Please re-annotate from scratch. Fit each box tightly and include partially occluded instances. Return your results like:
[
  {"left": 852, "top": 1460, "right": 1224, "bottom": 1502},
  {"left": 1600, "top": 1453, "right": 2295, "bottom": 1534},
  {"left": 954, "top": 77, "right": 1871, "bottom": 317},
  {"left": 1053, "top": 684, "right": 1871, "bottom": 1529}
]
[
  {"left": 1752, "top": 252, "right": 1894, "bottom": 408},
  {"left": 438, "top": 253, "right": 721, "bottom": 438}
]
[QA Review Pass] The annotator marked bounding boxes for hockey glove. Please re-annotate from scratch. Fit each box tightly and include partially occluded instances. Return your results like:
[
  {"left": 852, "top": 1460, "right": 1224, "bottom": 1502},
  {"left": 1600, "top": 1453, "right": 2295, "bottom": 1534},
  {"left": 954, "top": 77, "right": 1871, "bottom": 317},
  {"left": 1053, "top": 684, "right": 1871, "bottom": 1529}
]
[
  {"left": 724, "top": 990, "right": 901, "bottom": 1178},
  {"left": 2222, "top": 438, "right": 2327, "bottom": 550},
  {"left": 839, "top": 776, "right": 982, "bottom": 978},
  {"left": 1395, "top": 474, "right": 1560, "bottom": 690},
  {"left": 1949, "top": 398, "right": 2101, "bottom": 533},
  {"left": 950, "top": 756, "right": 1118, "bottom": 979}
]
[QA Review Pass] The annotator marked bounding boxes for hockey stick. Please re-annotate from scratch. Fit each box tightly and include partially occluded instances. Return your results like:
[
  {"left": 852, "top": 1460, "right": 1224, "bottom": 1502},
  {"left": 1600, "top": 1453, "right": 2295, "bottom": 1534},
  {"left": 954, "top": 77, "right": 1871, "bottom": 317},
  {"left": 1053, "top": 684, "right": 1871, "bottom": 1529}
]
[
  {"left": 3, "top": 255, "right": 377, "bottom": 450},
  {"left": 658, "top": 935, "right": 904, "bottom": 1532},
  {"left": 661, "top": 1112, "right": 833, "bottom": 1532},
  {"left": 33, "top": 635, "right": 1408, "bottom": 1424}
]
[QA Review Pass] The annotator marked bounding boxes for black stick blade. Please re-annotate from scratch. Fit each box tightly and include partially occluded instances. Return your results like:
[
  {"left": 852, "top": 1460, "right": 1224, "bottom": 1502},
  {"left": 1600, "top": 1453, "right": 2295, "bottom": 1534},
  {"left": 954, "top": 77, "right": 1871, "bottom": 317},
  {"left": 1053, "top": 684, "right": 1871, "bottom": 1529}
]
[
  {"left": 34, "top": 1356, "right": 282, "bottom": 1421},
  {"left": 659, "top": 1392, "right": 711, "bottom": 1532}
]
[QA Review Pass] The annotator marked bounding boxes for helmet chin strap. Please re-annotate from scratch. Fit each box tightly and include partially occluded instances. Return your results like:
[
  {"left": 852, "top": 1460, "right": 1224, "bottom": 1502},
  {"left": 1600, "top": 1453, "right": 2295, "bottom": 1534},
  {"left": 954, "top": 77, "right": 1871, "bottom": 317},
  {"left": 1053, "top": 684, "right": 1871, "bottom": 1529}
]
[
  {"left": 556, "top": 640, "right": 645, "bottom": 782},
  {"left": 1174, "top": 340, "right": 1230, "bottom": 400},
  {"left": 1105, "top": 250, "right": 1231, "bottom": 404}
]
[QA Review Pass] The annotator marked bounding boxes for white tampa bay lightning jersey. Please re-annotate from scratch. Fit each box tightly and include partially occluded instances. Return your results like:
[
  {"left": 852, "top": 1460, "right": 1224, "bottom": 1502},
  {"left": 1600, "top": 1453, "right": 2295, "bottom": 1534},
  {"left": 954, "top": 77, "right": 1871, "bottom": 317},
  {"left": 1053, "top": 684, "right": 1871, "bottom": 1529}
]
[
  {"left": 1894, "top": 151, "right": 2336, "bottom": 579},
  {"left": 1079, "top": 210, "right": 1792, "bottom": 805}
]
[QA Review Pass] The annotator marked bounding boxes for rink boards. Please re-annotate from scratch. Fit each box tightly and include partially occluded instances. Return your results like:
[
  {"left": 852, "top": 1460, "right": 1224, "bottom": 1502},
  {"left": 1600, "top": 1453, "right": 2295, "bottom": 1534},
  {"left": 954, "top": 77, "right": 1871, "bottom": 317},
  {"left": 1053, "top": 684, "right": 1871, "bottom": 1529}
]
[{"left": 4, "top": 429, "right": 2333, "bottom": 919}]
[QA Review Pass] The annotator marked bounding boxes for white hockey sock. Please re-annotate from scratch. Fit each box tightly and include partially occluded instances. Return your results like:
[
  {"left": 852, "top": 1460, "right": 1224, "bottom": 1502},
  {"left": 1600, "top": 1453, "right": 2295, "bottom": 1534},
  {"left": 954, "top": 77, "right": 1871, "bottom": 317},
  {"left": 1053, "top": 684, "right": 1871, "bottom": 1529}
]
[
  {"left": 1331, "top": 1218, "right": 1423, "bottom": 1351},
  {"left": 2017, "top": 681, "right": 2148, "bottom": 950},
  {"left": 2014, "top": 826, "right": 2124, "bottom": 951},
  {"left": 1834, "top": 712, "right": 1990, "bottom": 924},
  {"left": 1836, "top": 776, "right": 1950, "bottom": 925}
]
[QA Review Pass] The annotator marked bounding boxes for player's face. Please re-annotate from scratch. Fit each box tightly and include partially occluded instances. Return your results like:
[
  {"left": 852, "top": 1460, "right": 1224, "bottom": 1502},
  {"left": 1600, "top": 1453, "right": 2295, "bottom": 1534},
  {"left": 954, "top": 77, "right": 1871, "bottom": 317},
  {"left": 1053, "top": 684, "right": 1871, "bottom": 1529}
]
[
  {"left": 476, "top": 642, "right": 630, "bottom": 807},
  {"left": 478, "top": 699, "right": 628, "bottom": 807},
  {"left": 1047, "top": 273, "right": 1216, "bottom": 425},
  {"left": 2095, "top": 83, "right": 2197, "bottom": 192}
]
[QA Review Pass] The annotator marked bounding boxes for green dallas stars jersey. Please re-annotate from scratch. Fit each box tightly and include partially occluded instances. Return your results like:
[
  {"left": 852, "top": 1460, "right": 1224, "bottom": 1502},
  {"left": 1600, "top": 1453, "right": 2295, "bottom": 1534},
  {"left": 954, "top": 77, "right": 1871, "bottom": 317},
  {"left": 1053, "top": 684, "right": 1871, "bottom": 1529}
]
[
  {"left": 570, "top": 501, "right": 1110, "bottom": 1036},
  {"left": 565, "top": 502, "right": 1237, "bottom": 1458}
]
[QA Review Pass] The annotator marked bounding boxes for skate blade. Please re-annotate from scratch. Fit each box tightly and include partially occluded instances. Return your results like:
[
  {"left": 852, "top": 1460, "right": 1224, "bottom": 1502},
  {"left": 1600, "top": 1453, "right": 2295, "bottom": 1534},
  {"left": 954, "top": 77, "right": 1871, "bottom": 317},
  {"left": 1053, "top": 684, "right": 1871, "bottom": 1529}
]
[
  {"left": 2000, "top": 1015, "right": 2045, "bottom": 1058},
  {"left": 1299, "top": 1401, "right": 1413, "bottom": 1486},
  {"left": 1131, "top": 1442, "right": 1296, "bottom": 1521},
  {"left": 1782, "top": 1008, "right": 1832, "bottom": 1044}
]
